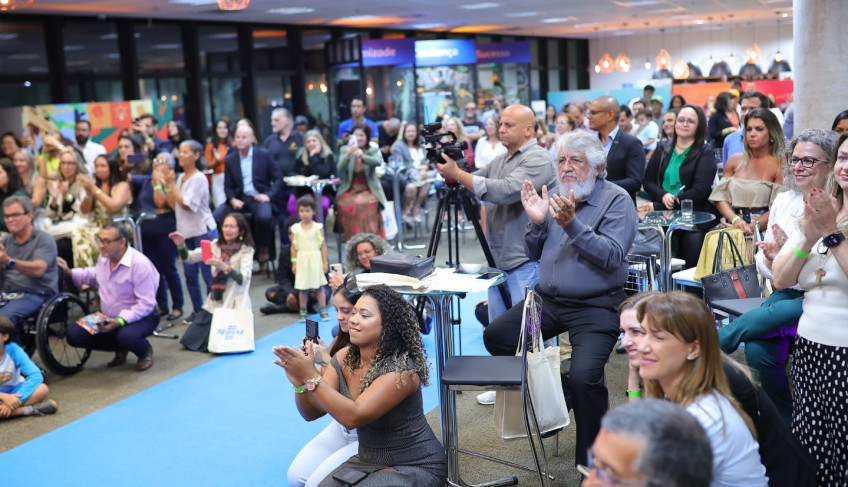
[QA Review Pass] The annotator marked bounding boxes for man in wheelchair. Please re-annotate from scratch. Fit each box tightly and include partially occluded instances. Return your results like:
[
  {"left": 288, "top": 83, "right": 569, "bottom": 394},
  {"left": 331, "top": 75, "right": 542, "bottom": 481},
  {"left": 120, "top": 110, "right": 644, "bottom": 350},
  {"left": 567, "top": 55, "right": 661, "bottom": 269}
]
[
  {"left": 0, "top": 196, "right": 59, "bottom": 344},
  {"left": 59, "top": 221, "right": 160, "bottom": 372}
]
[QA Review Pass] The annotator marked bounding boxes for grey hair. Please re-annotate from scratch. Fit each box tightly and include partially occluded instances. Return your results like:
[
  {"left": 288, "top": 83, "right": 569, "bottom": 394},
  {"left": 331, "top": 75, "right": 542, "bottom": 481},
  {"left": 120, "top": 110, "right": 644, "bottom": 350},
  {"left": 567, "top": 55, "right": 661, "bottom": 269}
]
[
  {"left": 2, "top": 194, "right": 32, "bottom": 214},
  {"left": 272, "top": 107, "right": 292, "bottom": 120},
  {"left": 601, "top": 399, "right": 712, "bottom": 487},
  {"left": 344, "top": 233, "right": 390, "bottom": 273},
  {"left": 102, "top": 220, "right": 131, "bottom": 243},
  {"left": 784, "top": 128, "right": 839, "bottom": 193},
  {"left": 180, "top": 139, "right": 206, "bottom": 170},
  {"left": 551, "top": 131, "right": 607, "bottom": 179},
  {"left": 13, "top": 148, "right": 37, "bottom": 177}
]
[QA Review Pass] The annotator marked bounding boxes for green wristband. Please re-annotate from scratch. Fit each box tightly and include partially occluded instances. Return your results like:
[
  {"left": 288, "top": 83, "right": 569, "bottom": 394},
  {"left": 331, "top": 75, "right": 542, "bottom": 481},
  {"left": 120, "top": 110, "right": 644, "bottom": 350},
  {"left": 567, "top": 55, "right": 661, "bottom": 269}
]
[
  {"left": 117, "top": 317, "right": 126, "bottom": 327},
  {"left": 154, "top": 184, "right": 163, "bottom": 191},
  {"left": 177, "top": 244, "right": 187, "bottom": 250},
  {"left": 291, "top": 257, "right": 297, "bottom": 262},
  {"left": 293, "top": 385, "right": 305, "bottom": 394},
  {"left": 731, "top": 216, "right": 742, "bottom": 224},
  {"left": 626, "top": 390, "right": 641, "bottom": 398},
  {"left": 793, "top": 246, "right": 811, "bottom": 259}
]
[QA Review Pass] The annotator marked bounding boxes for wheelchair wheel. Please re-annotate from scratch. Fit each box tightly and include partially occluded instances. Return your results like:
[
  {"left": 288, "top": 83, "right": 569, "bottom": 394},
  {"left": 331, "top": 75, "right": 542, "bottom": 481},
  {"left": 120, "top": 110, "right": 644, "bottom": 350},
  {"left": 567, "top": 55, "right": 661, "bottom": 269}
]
[{"left": 36, "top": 293, "right": 91, "bottom": 376}]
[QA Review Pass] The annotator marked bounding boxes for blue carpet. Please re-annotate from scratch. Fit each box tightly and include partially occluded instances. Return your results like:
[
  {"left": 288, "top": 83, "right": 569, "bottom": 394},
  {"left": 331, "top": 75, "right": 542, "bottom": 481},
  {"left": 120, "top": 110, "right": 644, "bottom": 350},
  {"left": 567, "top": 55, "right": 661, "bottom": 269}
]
[{"left": 1, "top": 292, "right": 489, "bottom": 486}]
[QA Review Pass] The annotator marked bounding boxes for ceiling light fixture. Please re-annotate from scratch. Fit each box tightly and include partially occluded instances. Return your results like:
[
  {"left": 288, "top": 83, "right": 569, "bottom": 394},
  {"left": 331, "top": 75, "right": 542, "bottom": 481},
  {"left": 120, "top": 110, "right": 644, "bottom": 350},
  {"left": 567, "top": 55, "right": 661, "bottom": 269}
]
[
  {"left": 655, "top": 28, "right": 671, "bottom": 70},
  {"left": 727, "top": 14, "right": 736, "bottom": 67},
  {"left": 0, "top": 0, "right": 33, "bottom": 11},
  {"left": 672, "top": 23, "right": 689, "bottom": 79},
  {"left": 614, "top": 23, "right": 631, "bottom": 72},
  {"left": 644, "top": 22, "right": 652, "bottom": 70},
  {"left": 460, "top": 2, "right": 498, "bottom": 9},
  {"left": 769, "top": 16, "right": 791, "bottom": 73},
  {"left": 595, "top": 28, "right": 614, "bottom": 74},
  {"left": 217, "top": 0, "right": 250, "bottom": 11},
  {"left": 267, "top": 7, "right": 314, "bottom": 14}
]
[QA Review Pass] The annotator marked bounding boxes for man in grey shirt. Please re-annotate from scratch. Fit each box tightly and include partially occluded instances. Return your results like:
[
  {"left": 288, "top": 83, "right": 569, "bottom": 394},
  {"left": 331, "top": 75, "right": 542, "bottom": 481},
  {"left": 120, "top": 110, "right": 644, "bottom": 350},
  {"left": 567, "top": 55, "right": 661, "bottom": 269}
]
[
  {"left": 0, "top": 196, "right": 59, "bottom": 343},
  {"left": 435, "top": 104, "right": 557, "bottom": 323},
  {"left": 483, "top": 131, "right": 637, "bottom": 467}
]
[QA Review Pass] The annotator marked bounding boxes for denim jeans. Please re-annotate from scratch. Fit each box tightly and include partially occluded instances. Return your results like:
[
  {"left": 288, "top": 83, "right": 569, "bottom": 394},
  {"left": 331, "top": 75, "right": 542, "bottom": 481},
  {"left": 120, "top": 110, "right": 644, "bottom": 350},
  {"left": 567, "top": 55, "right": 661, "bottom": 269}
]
[
  {"left": 183, "top": 228, "right": 218, "bottom": 313},
  {"left": 487, "top": 260, "right": 540, "bottom": 324}
]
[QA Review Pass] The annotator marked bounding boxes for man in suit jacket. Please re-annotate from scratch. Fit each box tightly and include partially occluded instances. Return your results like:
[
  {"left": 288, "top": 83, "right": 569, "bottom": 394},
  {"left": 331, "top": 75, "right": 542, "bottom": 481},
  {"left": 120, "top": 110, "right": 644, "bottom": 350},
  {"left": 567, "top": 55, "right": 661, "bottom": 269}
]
[
  {"left": 588, "top": 96, "right": 645, "bottom": 204},
  {"left": 212, "top": 124, "right": 281, "bottom": 265}
]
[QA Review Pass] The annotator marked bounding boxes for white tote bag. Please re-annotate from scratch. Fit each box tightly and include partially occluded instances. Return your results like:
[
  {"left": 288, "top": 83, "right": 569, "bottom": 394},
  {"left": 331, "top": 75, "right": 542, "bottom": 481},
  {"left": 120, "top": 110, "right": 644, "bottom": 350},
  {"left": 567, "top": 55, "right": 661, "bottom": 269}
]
[
  {"left": 381, "top": 203, "right": 398, "bottom": 241},
  {"left": 494, "top": 291, "right": 570, "bottom": 439},
  {"left": 208, "top": 307, "right": 255, "bottom": 354}
]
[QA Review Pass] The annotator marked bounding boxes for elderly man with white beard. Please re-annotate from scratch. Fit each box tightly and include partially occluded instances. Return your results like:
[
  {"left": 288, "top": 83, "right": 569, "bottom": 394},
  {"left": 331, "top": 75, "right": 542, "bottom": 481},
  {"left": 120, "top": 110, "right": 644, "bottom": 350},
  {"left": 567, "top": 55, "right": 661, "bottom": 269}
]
[{"left": 483, "top": 131, "right": 637, "bottom": 468}]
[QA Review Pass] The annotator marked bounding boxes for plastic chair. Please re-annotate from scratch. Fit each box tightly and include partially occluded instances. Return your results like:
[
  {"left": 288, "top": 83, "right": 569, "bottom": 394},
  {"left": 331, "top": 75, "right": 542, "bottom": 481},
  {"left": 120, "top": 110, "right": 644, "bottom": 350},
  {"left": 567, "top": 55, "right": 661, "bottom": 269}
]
[{"left": 440, "top": 289, "right": 553, "bottom": 486}]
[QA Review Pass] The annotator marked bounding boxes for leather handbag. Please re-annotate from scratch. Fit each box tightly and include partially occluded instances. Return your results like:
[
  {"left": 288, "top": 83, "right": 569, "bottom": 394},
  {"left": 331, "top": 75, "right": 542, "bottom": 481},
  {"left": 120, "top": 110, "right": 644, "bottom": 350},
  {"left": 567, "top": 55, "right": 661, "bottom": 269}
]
[
  {"left": 701, "top": 230, "right": 761, "bottom": 303},
  {"left": 369, "top": 252, "right": 435, "bottom": 279}
]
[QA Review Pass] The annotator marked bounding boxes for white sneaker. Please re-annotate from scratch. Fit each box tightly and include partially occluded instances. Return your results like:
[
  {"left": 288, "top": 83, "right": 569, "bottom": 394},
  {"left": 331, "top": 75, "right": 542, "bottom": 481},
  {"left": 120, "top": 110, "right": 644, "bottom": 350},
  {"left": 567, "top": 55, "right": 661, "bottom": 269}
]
[{"left": 476, "top": 391, "right": 496, "bottom": 405}]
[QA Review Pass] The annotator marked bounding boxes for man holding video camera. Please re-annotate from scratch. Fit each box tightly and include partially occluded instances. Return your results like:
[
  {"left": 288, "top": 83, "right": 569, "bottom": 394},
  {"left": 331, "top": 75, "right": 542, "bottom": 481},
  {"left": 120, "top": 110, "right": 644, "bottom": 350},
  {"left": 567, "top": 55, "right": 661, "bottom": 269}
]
[{"left": 434, "top": 104, "right": 557, "bottom": 324}]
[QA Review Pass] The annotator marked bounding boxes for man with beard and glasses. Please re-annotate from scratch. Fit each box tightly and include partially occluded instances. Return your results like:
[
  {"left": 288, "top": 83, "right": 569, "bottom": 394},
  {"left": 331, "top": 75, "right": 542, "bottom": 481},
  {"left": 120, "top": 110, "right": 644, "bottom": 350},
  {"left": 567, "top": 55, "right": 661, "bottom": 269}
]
[
  {"left": 483, "top": 131, "right": 637, "bottom": 467},
  {"left": 74, "top": 120, "right": 105, "bottom": 176}
]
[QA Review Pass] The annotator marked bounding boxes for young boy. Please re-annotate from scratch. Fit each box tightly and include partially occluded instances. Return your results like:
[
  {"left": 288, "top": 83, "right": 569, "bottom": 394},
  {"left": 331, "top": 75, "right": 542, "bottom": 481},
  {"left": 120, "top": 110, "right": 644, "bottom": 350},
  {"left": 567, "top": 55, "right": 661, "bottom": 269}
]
[{"left": 0, "top": 316, "right": 57, "bottom": 419}]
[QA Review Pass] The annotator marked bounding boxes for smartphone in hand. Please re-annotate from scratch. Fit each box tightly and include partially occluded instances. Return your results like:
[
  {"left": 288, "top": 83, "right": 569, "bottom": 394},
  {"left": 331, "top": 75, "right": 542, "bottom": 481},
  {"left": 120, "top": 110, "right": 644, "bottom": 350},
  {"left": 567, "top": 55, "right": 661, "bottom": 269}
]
[
  {"left": 329, "top": 263, "right": 343, "bottom": 279},
  {"left": 305, "top": 318, "right": 319, "bottom": 344},
  {"left": 200, "top": 240, "right": 212, "bottom": 262}
]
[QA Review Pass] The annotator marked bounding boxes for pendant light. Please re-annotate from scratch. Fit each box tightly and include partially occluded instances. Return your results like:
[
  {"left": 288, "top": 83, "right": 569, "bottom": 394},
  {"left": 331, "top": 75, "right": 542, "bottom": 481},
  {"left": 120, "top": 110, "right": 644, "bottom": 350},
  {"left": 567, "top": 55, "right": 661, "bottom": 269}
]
[
  {"left": 672, "top": 22, "right": 690, "bottom": 79},
  {"left": 595, "top": 27, "right": 614, "bottom": 74},
  {"left": 740, "top": 19, "right": 763, "bottom": 75},
  {"left": 769, "top": 16, "right": 792, "bottom": 73},
  {"left": 643, "top": 22, "right": 652, "bottom": 71},
  {"left": 614, "top": 23, "right": 632, "bottom": 72},
  {"left": 653, "top": 27, "right": 673, "bottom": 79},
  {"left": 726, "top": 14, "right": 736, "bottom": 67}
]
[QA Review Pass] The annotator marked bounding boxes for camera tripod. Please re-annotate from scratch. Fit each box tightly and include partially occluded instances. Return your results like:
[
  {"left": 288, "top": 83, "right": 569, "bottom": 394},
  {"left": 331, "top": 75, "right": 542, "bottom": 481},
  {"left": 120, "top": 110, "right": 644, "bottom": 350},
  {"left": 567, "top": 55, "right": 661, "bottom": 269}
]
[{"left": 425, "top": 179, "right": 512, "bottom": 312}]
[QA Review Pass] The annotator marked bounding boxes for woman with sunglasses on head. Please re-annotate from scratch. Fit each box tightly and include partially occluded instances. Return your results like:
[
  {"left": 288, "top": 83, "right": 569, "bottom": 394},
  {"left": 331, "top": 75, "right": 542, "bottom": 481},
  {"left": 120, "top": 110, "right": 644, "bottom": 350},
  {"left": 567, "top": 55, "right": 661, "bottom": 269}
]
[
  {"left": 275, "top": 284, "right": 446, "bottom": 487},
  {"left": 710, "top": 108, "right": 785, "bottom": 236},
  {"left": 287, "top": 284, "right": 363, "bottom": 487},
  {"left": 772, "top": 131, "right": 848, "bottom": 487},
  {"left": 634, "top": 292, "right": 768, "bottom": 487},
  {"left": 641, "top": 104, "right": 718, "bottom": 267}
]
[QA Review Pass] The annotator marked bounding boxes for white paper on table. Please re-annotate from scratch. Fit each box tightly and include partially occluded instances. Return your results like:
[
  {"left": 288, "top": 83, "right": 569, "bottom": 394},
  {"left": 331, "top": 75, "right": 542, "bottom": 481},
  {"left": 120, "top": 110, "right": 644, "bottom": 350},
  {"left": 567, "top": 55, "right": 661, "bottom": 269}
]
[
  {"left": 353, "top": 272, "right": 427, "bottom": 290},
  {"left": 420, "top": 268, "right": 498, "bottom": 293}
]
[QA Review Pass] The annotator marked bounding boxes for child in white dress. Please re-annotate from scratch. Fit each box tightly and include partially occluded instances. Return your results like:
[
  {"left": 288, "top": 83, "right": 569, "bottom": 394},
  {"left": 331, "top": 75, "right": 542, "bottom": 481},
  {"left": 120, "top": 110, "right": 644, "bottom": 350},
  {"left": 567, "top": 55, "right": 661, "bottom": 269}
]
[{"left": 291, "top": 195, "right": 329, "bottom": 320}]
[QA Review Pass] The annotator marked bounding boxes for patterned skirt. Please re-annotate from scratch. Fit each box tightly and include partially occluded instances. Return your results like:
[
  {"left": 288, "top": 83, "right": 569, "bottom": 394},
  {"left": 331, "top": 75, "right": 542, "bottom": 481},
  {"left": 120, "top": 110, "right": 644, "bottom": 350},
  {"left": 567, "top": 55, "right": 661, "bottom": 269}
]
[{"left": 336, "top": 175, "right": 384, "bottom": 241}]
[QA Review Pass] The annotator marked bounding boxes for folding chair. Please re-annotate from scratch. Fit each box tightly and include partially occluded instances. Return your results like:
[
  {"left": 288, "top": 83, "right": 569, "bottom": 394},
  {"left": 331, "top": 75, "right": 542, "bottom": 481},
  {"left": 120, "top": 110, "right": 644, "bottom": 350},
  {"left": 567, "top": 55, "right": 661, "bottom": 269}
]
[{"left": 440, "top": 288, "right": 554, "bottom": 486}]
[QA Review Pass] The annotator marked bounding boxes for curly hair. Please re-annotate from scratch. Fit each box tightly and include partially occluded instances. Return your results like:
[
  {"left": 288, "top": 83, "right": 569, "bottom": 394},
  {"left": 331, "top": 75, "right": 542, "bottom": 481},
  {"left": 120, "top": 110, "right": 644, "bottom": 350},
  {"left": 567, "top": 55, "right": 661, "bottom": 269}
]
[
  {"left": 343, "top": 284, "right": 430, "bottom": 392},
  {"left": 344, "top": 233, "right": 390, "bottom": 273}
]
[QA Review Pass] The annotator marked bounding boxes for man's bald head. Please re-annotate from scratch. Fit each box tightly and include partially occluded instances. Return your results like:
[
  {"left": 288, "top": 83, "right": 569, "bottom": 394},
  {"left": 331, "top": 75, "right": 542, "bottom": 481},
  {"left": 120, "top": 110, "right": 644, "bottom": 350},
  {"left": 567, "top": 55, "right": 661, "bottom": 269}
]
[
  {"left": 499, "top": 105, "right": 537, "bottom": 153},
  {"left": 588, "top": 96, "right": 621, "bottom": 134},
  {"left": 235, "top": 124, "right": 255, "bottom": 151}
]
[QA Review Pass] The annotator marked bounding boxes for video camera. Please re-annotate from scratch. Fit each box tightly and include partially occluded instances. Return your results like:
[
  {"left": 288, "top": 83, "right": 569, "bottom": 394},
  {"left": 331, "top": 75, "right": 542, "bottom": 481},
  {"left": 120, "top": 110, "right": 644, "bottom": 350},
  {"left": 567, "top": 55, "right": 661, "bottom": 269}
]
[{"left": 420, "top": 122, "right": 469, "bottom": 171}]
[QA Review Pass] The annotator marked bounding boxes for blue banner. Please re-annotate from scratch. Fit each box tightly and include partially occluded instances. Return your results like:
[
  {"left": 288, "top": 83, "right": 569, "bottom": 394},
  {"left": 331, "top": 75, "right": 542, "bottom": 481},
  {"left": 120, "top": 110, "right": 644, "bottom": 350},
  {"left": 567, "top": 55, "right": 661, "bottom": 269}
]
[
  {"left": 415, "top": 39, "right": 476, "bottom": 67},
  {"left": 362, "top": 38, "right": 416, "bottom": 67},
  {"left": 476, "top": 41, "right": 531, "bottom": 64}
]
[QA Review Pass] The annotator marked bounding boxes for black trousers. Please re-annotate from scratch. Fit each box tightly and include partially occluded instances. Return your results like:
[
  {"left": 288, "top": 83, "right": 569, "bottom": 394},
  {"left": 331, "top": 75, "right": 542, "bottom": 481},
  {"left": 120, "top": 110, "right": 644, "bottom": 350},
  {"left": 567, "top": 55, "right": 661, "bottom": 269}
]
[{"left": 483, "top": 288, "right": 624, "bottom": 466}]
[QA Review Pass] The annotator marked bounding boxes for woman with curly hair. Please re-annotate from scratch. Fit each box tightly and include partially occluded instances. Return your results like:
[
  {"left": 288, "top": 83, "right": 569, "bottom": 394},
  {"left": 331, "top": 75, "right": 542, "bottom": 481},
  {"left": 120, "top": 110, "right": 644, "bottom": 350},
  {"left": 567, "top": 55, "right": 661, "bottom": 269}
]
[{"left": 275, "top": 284, "right": 446, "bottom": 487}]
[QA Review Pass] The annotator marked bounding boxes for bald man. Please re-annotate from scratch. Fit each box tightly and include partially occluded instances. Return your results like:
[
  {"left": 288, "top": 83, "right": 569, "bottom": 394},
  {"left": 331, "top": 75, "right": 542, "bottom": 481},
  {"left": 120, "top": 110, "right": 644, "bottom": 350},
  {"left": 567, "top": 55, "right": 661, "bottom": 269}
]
[
  {"left": 213, "top": 124, "right": 281, "bottom": 266},
  {"left": 587, "top": 96, "right": 645, "bottom": 203},
  {"left": 436, "top": 104, "right": 557, "bottom": 324}
]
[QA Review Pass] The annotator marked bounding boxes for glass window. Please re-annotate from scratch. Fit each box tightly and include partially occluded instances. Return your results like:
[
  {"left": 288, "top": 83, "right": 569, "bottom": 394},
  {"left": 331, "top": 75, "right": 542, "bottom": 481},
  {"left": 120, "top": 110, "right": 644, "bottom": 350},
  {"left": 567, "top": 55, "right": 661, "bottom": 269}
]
[
  {"left": 201, "top": 77, "right": 244, "bottom": 130},
  {"left": 198, "top": 25, "right": 239, "bottom": 73},
  {"left": 256, "top": 75, "right": 292, "bottom": 139},
  {"left": 63, "top": 20, "right": 120, "bottom": 75},
  {"left": 304, "top": 74, "right": 329, "bottom": 129},
  {"left": 135, "top": 22, "right": 185, "bottom": 74},
  {"left": 0, "top": 20, "right": 48, "bottom": 76},
  {"left": 253, "top": 29, "right": 289, "bottom": 71},
  {"left": 0, "top": 81, "right": 50, "bottom": 108},
  {"left": 67, "top": 80, "right": 124, "bottom": 103},
  {"left": 139, "top": 77, "right": 186, "bottom": 113},
  {"left": 416, "top": 65, "right": 476, "bottom": 124}
]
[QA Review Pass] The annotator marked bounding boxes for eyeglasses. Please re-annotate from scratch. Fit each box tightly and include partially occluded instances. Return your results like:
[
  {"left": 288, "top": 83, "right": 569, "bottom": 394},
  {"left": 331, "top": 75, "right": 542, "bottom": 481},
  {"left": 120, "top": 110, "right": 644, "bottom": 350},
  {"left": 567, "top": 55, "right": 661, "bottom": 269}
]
[
  {"left": 577, "top": 448, "right": 647, "bottom": 487},
  {"left": 676, "top": 118, "right": 698, "bottom": 126},
  {"left": 4, "top": 212, "right": 28, "bottom": 219},
  {"left": 587, "top": 109, "right": 612, "bottom": 117},
  {"left": 788, "top": 157, "right": 827, "bottom": 168},
  {"left": 557, "top": 156, "right": 587, "bottom": 167},
  {"left": 95, "top": 236, "right": 121, "bottom": 246}
]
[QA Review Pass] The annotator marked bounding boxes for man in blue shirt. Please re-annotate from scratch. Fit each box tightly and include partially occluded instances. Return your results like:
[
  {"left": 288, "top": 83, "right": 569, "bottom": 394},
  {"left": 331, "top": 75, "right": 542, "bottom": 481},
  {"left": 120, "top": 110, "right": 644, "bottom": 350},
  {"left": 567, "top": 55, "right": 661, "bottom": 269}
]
[{"left": 337, "top": 96, "right": 377, "bottom": 146}]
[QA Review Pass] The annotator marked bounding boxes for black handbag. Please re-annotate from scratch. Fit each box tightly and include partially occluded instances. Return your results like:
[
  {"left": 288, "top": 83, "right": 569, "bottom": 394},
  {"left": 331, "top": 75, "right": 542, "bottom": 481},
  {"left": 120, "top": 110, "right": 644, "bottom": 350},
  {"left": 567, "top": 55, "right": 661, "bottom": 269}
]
[
  {"left": 701, "top": 231, "right": 761, "bottom": 303},
  {"left": 369, "top": 252, "right": 435, "bottom": 279}
]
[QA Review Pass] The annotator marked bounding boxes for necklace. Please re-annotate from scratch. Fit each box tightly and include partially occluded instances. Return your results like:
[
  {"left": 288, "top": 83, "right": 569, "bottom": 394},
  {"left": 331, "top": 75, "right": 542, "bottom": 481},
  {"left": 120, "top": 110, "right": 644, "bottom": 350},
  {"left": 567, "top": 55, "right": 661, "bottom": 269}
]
[{"left": 815, "top": 242, "right": 831, "bottom": 285}]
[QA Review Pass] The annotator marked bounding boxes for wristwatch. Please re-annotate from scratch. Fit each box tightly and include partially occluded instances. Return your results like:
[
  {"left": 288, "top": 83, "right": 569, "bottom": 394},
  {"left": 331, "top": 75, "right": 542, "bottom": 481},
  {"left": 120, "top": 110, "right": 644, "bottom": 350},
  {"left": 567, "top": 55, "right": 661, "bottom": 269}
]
[
  {"left": 6, "top": 258, "right": 16, "bottom": 270},
  {"left": 822, "top": 231, "right": 846, "bottom": 248},
  {"left": 304, "top": 375, "right": 324, "bottom": 391}
]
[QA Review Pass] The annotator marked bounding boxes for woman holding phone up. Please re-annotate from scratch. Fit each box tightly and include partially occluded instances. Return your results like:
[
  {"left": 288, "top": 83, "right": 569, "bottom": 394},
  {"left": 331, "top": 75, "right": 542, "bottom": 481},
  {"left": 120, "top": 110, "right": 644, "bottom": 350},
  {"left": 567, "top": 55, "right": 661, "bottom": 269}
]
[{"left": 169, "top": 213, "right": 253, "bottom": 352}]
